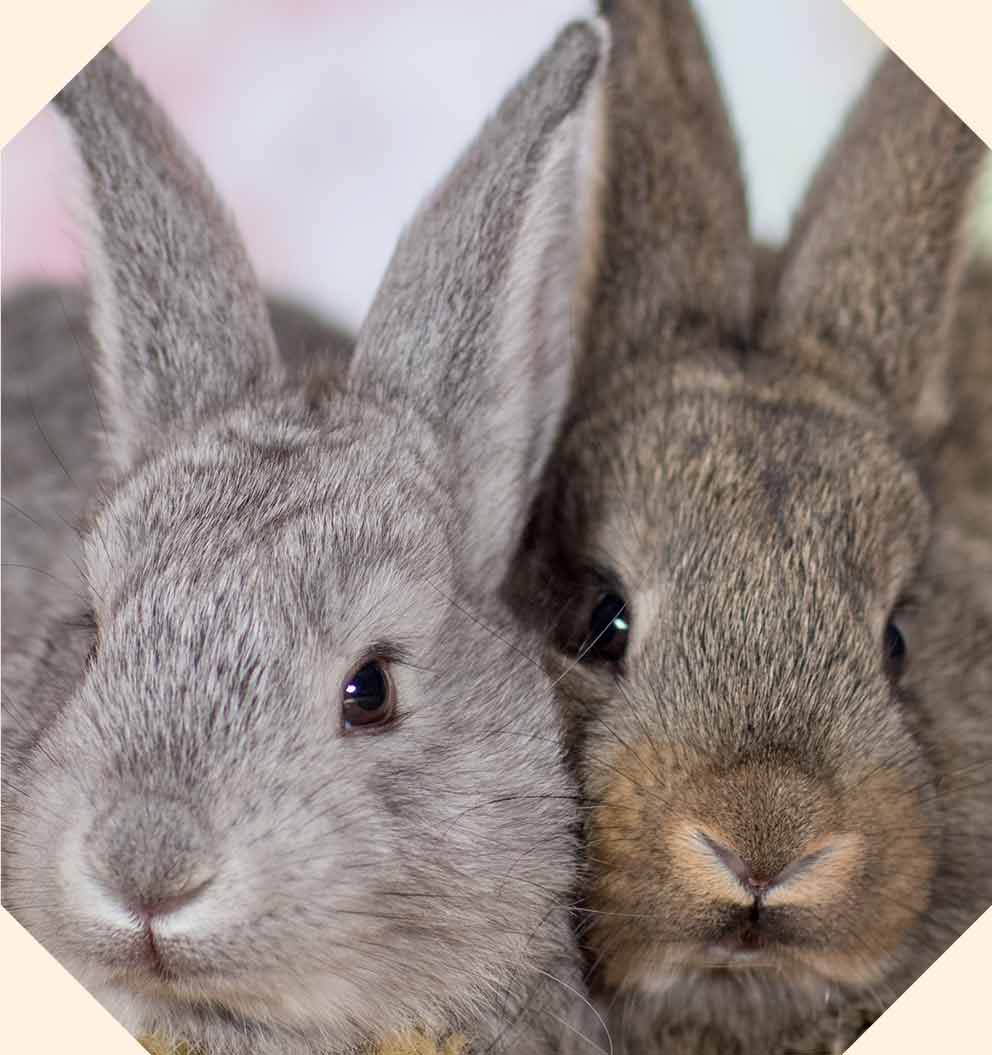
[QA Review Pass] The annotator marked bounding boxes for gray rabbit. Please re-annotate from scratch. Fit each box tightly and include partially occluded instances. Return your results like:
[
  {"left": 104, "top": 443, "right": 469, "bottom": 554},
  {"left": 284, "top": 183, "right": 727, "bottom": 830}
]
[
  {"left": 2, "top": 19, "right": 611, "bottom": 1055},
  {"left": 513, "top": 0, "right": 992, "bottom": 1051}
]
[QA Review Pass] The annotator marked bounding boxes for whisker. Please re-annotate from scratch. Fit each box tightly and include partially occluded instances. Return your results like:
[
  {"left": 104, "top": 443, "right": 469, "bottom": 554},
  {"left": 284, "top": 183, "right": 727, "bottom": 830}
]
[
  {"left": 430, "top": 578, "right": 545, "bottom": 674},
  {"left": 0, "top": 562, "right": 90, "bottom": 604}
]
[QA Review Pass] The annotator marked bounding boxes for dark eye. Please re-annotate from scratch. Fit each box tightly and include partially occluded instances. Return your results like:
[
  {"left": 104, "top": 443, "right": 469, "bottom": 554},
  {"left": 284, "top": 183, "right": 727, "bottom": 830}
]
[
  {"left": 581, "top": 593, "right": 630, "bottom": 664},
  {"left": 883, "top": 620, "right": 907, "bottom": 679},
  {"left": 341, "top": 660, "right": 395, "bottom": 733}
]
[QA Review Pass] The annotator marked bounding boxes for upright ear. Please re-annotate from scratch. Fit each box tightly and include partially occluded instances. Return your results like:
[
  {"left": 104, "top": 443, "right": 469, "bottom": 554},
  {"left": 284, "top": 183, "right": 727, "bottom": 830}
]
[
  {"left": 584, "top": 0, "right": 753, "bottom": 371},
  {"left": 53, "top": 47, "right": 282, "bottom": 470},
  {"left": 761, "top": 53, "right": 990, "bottom": 438},
  {"left": 349, "top": 21, "right": 609, "bottom": 594}
]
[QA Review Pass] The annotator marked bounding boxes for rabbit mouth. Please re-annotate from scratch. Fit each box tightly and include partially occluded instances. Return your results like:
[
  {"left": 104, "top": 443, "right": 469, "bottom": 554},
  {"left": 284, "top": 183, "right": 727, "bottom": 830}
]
[
  {"left": 697, "top": 919, "right": 804, "bottom": 966},
  {"left": 596, "top": 937, "right": 876, "bottom": 1004},
  {"left": 691, "top": 944, "right": 789, "bottom": 971},
  {"left": 100, "top": 927, "right": 243, "bottom": 1002}
]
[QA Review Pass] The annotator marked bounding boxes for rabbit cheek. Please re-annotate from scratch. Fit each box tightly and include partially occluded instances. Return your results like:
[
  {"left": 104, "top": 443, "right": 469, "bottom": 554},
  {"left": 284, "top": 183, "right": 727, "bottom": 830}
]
[
  {"left": 803, "top": 764, "right": 937, "bottom": 985},
  {"left": 583, "top": 742, "right": 728, "bottom": 986},
  {"left": 585, "top": 741, "right": 935, "bottom": 990}
]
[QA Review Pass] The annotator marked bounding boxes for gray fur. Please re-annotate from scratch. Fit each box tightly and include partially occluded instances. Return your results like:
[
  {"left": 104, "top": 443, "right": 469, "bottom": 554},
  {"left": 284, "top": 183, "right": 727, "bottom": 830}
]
[
  {"left": 515, "top": 1, "right": 992, "bottom": 1052},
  {"left": 2, "top": 23, "right": 610, "bottom": 1055},
  {"left": 2, "top": 284, "right": 353, "bottom": 737}
]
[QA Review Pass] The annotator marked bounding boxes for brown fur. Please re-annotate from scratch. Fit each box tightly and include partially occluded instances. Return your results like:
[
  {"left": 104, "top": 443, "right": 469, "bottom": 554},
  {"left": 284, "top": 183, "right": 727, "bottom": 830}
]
[
  {"left": 938, "top": 257, "right": 992, "bottom": 571},
  {"left": 514, "top": 1, "right": 992, "bottom": 1051}
]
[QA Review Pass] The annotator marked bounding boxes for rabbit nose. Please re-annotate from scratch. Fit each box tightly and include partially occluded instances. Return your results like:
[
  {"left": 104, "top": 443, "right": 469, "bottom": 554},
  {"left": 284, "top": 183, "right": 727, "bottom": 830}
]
[
  {"left": 698, "top": 831, "right": 821, "bottom": 898},
  {"left": 87, "top": 795, "right": 218, "bottom": 926},
  {"left": 697, "top": 832, "right": 776, "bottom": 897},
  {"left": 692, "top": 828, "right": 864, "bottom": 907}
]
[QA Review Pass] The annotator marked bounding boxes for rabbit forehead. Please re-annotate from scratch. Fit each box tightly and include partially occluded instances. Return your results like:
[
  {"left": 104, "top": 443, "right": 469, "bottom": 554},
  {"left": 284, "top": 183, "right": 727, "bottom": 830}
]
[
  {"left": 569, "top": 370, "right": 930, "bottom": 616},
  {"left": 83, "top": 423, "right": 459, "bottom": 625}
]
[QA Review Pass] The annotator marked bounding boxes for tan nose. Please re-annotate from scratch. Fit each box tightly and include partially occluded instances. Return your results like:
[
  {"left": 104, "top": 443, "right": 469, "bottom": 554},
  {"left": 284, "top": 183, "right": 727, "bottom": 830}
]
[
  {"left": 699, "top": 831, "right": 823, "bottom": 894},
  {"left": 688, "top": 826, "right": 865, "bottom": 909}
]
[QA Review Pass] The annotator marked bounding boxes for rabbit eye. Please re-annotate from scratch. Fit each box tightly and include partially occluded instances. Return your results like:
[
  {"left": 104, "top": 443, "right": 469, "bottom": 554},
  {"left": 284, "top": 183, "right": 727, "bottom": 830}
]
[
  {"left": 581, "top": 593, "right": 630, "bottom": 664},
  {"left": 342, "top": 660, "right": 395, "bottom": 733},
  {"left": 883, "top": 620, "right": 907, "bottom": 679}
]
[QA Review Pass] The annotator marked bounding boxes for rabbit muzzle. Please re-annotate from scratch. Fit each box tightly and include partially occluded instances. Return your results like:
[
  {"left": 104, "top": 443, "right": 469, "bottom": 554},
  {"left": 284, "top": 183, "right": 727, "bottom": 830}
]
[{"left": 583, "top": 740, "right": 935, "bottom": 992}]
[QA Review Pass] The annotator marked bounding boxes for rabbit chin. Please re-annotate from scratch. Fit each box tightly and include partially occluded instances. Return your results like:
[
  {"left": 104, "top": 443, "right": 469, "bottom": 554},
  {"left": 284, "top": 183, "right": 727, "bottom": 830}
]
[
  {"left": 593, "top": 951, "right": 888, "bottom": 1052},
  {"left": 74, "top": 955, "right": 422, "bottom": 1051},
  {"left": 603, "top": 941, "right": 890, "bottom": 996}
]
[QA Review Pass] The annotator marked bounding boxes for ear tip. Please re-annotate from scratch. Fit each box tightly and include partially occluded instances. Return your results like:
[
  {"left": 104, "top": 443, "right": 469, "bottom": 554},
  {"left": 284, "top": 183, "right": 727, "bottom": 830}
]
[
  {"left": 873, "top": 48, "right": 957, "bottom": 113},
  {"left": 544, "top": 18, "right": 611, "bottom": 106},
  {"left": 52, "top": 44, "right": 127, "bottom": 115},
  {"left": 588, "top": 14, "right": 613, "bottom": 60},
  {"left": 555, "top": 16, "right": 611, "bottom": 65},
  {"left": 868, "top": 49, "right": 986, "bottom": 153}
]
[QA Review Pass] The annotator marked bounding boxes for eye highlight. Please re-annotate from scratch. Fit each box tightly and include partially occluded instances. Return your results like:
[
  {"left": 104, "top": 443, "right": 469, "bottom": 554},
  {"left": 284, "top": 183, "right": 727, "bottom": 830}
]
[
  {"left": 581, "top": 593, "right": 630, "bottom": 664},
  {"left": 341, "top": 660, "right": 396, "bottom": 733},
  {"left": 883, "top": 620, "right": 907, "bottom": 680}
]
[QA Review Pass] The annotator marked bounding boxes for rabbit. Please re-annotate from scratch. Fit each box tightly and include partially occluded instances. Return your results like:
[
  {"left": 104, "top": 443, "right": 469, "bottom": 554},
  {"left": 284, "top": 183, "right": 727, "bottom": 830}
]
[
  {"left": 1, "top": 19, "right": 612, "bottom": 1055},
  {"left": 509, "top": 0, "right": 992, "bottom": 1051}
]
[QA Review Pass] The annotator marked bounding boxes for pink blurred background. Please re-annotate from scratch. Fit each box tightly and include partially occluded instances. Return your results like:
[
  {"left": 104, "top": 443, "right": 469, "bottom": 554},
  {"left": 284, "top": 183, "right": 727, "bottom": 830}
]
[{"left": 6, "top": 0, "right": 984, "bottom": 332}]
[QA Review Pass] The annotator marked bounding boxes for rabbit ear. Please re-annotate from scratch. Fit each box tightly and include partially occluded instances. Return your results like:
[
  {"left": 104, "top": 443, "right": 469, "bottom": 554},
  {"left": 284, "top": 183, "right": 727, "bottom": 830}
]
[
  {"left": 349, "top": 21, "right": 609, "bottom": 594},
  {"left": 53, "top": 47, "right": 282, "bottom": 469},
  {"left": 584, "top": 0, "right": 753, "bottom": 369},
  {"left": 761, "top": 53, "right": 990, "bottom": 437}
]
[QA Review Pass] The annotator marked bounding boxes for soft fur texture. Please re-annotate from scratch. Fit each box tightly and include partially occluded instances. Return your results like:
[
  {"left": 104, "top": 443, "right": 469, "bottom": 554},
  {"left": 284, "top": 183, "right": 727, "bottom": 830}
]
[
  {"left": 512, "top": 1, "right": 992, "bottom": 1052},
  {"left": 1, "top": 284, "right": 353, "bottom": 684},
  {"left": 2, "top": 24, "right": 612, "bottom": 1055}
]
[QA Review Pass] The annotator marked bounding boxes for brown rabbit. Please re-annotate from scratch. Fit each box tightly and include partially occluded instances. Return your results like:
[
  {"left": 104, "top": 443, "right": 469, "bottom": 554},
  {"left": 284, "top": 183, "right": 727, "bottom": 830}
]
[{"left": 513, "top": 1, "right": 992, "bottom": 1051}]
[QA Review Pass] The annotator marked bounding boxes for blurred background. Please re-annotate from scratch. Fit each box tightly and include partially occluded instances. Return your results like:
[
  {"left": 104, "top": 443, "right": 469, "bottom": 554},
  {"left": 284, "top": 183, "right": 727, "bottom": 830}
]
[{"left": 2, "top": 0, "right": 990, "bottom": 329}]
